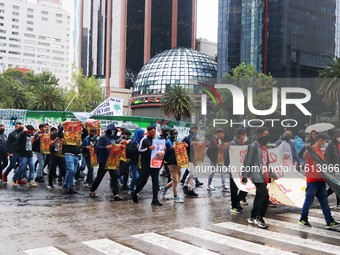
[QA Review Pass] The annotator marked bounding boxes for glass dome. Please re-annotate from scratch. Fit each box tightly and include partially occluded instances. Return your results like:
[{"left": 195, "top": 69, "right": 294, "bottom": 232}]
[{"left": 132, "top": 47, "right": 217, "bottom": 96}]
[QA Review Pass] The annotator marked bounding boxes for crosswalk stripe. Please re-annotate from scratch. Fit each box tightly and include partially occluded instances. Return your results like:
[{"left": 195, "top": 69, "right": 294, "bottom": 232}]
[
  {"left": 277, "top": 213, "right": 326, "bottom": 224},
  {"left": 309, "top": 208, "right": 340, "bottom": 218},
  {"left": 132, "top": 232, "right": 219, "bottom": 255},
  {"left": 265, "top": 218, "right": 340, "bottom": 239},
  {"left": 24, "top": 246, "right": 67, "bottom": 255},
  {"left": 215, "top": 222, "right": 340, "bottom": 254},
  {"left": 176, "top": 227, "right": 295, "bottom": 255},
  {"left": 82, "top": 239, "right": 144, "bottom": 255}
]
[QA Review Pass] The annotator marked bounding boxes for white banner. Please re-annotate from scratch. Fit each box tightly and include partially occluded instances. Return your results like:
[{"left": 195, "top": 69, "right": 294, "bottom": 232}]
[
  {"left": 229, "top": 146, "right": 306, "bottom": 208},
  {"left": 0, "top": 109, "right": 27, "bottom": 135},
  {"left": 89, "top": 97, "right": 124, "bottom": 117}
]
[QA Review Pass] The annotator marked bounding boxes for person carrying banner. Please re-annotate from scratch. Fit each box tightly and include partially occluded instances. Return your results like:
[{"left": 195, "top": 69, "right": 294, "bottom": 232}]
[
  {"left": 0, "top": 124, "right": 8, "bottom": 182},
  {"left": 3, "top": 122, "right": 22, "bottom": 182},
  {"left": 224, "top": 128, "right": 248, "bottom": 214},
  {"left": 33, "top": 123, "right": 47, "bottom": 183},
  {"left": 159, "top": 127, "right": 172, "bottom": 183},
  {"left": 115, "top": 129, "right": 131, "bottom": 190},
  {"left": 81, "top": 128, "right": 98, "bottom": 188},
  {"left": 182, "top": 126, "right": 199, "bottom": 197},
  {"left": 300, "top": 132, "right": 340, "bottom": 228},
  {"left": 241, "top": 127, "right": 277, "bottom": 228},
  {"left": 131, "top": 125, "right": 163, "bottom": 206},
  {"left": 206, "top": 128, "right": 229, "bottom": 191},
  {"left": 89, "top": 124, "right": 124, "bottom": 200},
  {"left": 324, "top": 129, "right": 340, "bottom": 208},
  {"left": 11, "top": 125, "right": 38, "bottom": 188},
  {"left": 126, "top": 129, "right": 144, "bottom": 193},
  {"left": 160, "top": 129, "right": 185, "bottom": 203}
]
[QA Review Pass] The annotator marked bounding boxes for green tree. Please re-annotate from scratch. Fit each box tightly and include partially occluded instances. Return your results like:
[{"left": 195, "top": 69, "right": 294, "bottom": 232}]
[
  {"left": 28, "top": 85, "right": 65, "bottom": 111},
  {"left": 162, "top": 84, "right": 195, "bottom": 121},
  {"left": 65, "top": 65, "right": 104, "bottom": 112},
  {"left": 317, "top": 57, "right": 340, "bottom": 123},
  {"left": 22, "top": 70, "right": 59, "bottom": 87}
]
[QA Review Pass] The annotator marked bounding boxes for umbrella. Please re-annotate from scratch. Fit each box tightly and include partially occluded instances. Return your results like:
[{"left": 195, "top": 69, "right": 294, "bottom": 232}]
[
  {"left": 305, "top": 123, "right": 335, "bottom": 133},
  {"left": 121, "top": 122, "right": 140, "bottom": 130}
]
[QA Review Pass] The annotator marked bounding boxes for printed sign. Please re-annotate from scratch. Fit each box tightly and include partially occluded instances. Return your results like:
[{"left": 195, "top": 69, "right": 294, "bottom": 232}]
[
  {"left": 150, "top": 139, "right": 166, "bottom": 168},
  {"left": 89, "top": 147, "right": 98, "bottom": 167},
  {"left": 217, "top": 142, "right": 228, "bottom": 165},
  {"left": 193, "top": 142, "right": 206, "bottom": 164},
  {"left": 105, "top": 144, "right": 123, "bottom": 170},
  {"left": 174, "top": 142, "right": 189, "bottom": 168},
  {"left": 40, "top": 134, "right": 50, "bottom": 154},
  {"left": 63, "top": 122, "right": 82, "bottom": 146},
  {"left": 89, "top": 97, "right": 124, "bottom": 117},
  {"left": 85, "top": 119, "right": 100, "bottom": 137}
]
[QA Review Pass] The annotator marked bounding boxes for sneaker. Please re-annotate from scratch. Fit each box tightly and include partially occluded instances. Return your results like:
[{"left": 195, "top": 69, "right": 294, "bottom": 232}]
[
  {"left": 17, "top": 179, "right": 26, "bottom": 184},
  {"left": 160, "top": 187, "right": 167, "bottom": 198},
  {"left": 27, "top": 181, "right": 38, "bottom": 188},
  {"left": 187, "top": 189, "right": 198, "bottom": 197},
  {"left": 240, "top": 199, "right": 248, "bottom": 205},
  {"left": 62, "top": 185, "right": 70, "bottom": 194},
  {"left": 35, "top": 177, "right": 45, "bottom": 183},
  {"left": 183, "top": 186, "right": 189, "bottom": 195},
  {"left": 180, "top": 179, "right": 185, "bottom": 185},
  {"left": 230, "top": 207, "right": 243, "bottom": 214},
  {"left": 299, "top": 219, "right": 312, "bottom": 227},
  {"left": 47, "top": 184, "right": 54, "bottom": 189},
  {"left": 174, "top": 195, "right": 184, "bottom": 203},
  {"left": 268, "top": 201, "right": 277, "bottom": 207},
  {"left": 151, "top": 200, "right": 163, "bottom": 206},
  {"left": 131, "top": 191, "right": 139, "bottom": 203},
  {"left": 11, "top": 179, "right": 17, "bottom": 187},
  {"left": 2, "top": 173, "right": 7, "bottom": 182},
  {"left": 254, "top": 216, "right": 268, "bottom": 228},
  {"left": 195, "top": 181, "right": 203, "bottom": 187},
  {"left": 221, "top": 185, "right": 230, "bottom": 192},
  {"left": 206, "top": 185, "right": 216, "bottom": 191},
  {"left": 83, "top": 183, "right": 92, "bottom": 188},
  {"left": 326, "top": 221, "right": 340, "bottom": 229},
  {"left": 247, "top": 217, "right": 255, "bottom": 224}
]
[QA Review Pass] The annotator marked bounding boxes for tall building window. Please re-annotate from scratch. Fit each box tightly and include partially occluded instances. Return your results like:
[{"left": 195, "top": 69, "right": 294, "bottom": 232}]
[
  {"left": 12, "top": 32, "right": 18, "bottom": 35},
  {"left": 0, "top": 10, "right": 4, "bottom": 13},
  {"left": 24, "top": 39, "right": 35, "bottom": 44},
  {"left": 38, "top": 35, "right": 50, "bottom": 40},
  {"left": 56, "top": 13, "right": 62, "bottom": 18},
  {"left": 27, "top": 28, "right": 33, "bottom": 31},
  {"left": 23, "top": 53, "right": 35, "bottom": 57},
  {"left": 24, "top": 33, "right": 35, "bottom": 38},
  {"left": 0, "top": 36, "right": 5, "bottom": 39},
  {"left": 9, "top": 38, "right": 20, "bottom": 42},
  {"left": 12, "top": 5, "right": 19, "bottom": 9},
  {"left": 41, "top": 11, "right": 48, "bottom": 15},
  {"left": 0, "top": 16, "right": 3, "bottom": 19},
  {"left": 12, "top": 18, "right": 18, "bottom": 22},
  {"left": 27, "top": 14, "right": 33, "bottom": 18},
  {"left": 38, "top": 42, "right": 50, "bottom": 46},
  {"left": 52, "top": 38, "right": 61, "bottom": 42},
  {"left": 0, "top": 3, "right": 4, "bottom": 7},
  {"left": 9, "top": 44, "right": 20, "bottom": 48},
  {"left": 27, "top": 21, "right": 33, "bottom": 25},
  {"left": 9, "top": 51, "right": 20, "bottom": 55},
  {"left": 27, "top": 8, "right": 33, "bottom": 12},
  {"left": 23, "top": 46, "right": 35, "bottom": 50},
  {"left": 38, "top": 48, "right": 50, "bottom": 52},
  {"left": 42, "top": 17, "right": 48, "bottom": 21},
  {"left": 0, "top": 23, "right": 3, "bottom": 26},
  {"left": 0, "top": 29, "right": 6, "bottom": 33},
  {"left": 12, "top": 25, "right": 18, "bottom": 29},
  {"left": 12, "top": 12, "right": 19, "bottom": 16},
  {"left": 56, "top": 20, "right": 62, "bottom": 24}
]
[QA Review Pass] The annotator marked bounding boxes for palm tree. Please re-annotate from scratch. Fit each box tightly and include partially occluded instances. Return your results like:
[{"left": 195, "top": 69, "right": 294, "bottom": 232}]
[
  {"left": 162, "top": 84, "right": 194, "bottom": 121},
  {"left": 28, "top": 85, "right": 65, "bottom": 111},
  {"left": 317, "top": 57, "right": 340, "bottom": 122}
]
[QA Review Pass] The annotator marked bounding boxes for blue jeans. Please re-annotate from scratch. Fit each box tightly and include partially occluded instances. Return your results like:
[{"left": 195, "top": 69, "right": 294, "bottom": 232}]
[
  {"left": 301, "top": 181, "right": 334, "bottom": 224},
  {"left": 4, "top": 152, "right": 20, "bottom": 176},
  {"left": 129, "top": 164, "right": 139, "bottom": 191},
  {"left": 36, "top": 152, "right": 46, "bottom": 178},
  {"left": 77, "top": 155, "right": 87, "bottom": 172},
  {"left": 64, "top": 154, "right": 79, "bottom": 188},
  {"left": 13, "top": 157, "right": 35, "bottom": 182}
]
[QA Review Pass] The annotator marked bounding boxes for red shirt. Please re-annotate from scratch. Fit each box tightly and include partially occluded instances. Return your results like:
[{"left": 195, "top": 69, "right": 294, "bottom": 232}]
[
  {"left": 260, "top": 145, "right": 269, "bottom": 183},
  {"left": 305, "top": 145, "right": 325, "bottom": 183}
]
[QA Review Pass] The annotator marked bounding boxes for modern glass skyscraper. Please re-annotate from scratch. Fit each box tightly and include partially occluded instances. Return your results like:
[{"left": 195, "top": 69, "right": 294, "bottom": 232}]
[
  {"left": 218, "top": 0, "right": 340, "bottom": 78},
  {"left": 80, "top": 0, "right": 197, "bottom": 94}
]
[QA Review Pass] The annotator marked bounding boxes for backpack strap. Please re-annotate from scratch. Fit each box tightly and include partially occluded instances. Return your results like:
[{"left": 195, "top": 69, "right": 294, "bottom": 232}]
[
  {"left": 86, "top": 137, "right": 89, "bottom": 147},
  {"left": 167, "top": 139, "right": 173, "bottom": 148}
]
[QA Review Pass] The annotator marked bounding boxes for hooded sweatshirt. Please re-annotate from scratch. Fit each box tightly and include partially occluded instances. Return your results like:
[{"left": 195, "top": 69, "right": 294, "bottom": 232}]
[
  {"left": 126, "top": 129, "right": 144, "bottom": 165},
  {"left": 96, "top": 123, "right": 118, "bottom": 164}
]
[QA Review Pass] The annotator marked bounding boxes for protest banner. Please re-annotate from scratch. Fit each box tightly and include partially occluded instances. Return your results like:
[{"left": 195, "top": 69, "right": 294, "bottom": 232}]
[
  {"left": 150, "top": 139, "right": 166, "bottom": 168},
  {"left": 105, "top": 144, "right": 123, "bottom": 170},
  {"left": 89, "top": 147, "right": 98, "bottom": 167},
  {"left": 85, "top": 119, "right": 100, "bottom": 137},
  {"left": 54, "top": 138, "right": 64, "bottom": 157},
  {"left": 217, "top": 142, "right": 228, "bottom": 165},
  {"left": 40, "top": 134, "right": 50, "bottom": 154},
  {"left": 174, "top": 142, "right": 189, "bottom": 168},
  {"left": 193, "top": 142, "right": 205, "bottom": 164},
  {"left": 63, "top": 122, "right": 82, "bottom": 146}
]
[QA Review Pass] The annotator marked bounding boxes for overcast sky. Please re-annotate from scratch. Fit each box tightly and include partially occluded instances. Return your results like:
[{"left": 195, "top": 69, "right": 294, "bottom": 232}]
[{"left": 30, "top": 0, "right": 219, "bottom": 43}]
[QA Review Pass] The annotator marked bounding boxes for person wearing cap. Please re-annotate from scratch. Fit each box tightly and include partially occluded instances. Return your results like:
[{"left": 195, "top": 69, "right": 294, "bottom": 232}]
[
  {"left": 207, "top": 128, "right": 229, "bottom": 191},
  {"left": 11, "top": 125, "right": 38, "bottom": 188},
  {"left": 300, "top": 132, "right": 340, "bottom": 228},
  {"left": 89, "top": 123, "right": 124, "bottom": 200},
  {"left": 81, "top": 128, "right": 98, "bottom": 188},
  {"left": 324, "top": 129, "right": 340, "bottom": 209}
]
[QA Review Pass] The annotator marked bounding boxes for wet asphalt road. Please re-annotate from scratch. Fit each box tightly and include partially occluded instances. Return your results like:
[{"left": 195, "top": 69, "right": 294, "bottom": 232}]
[{"left": 0, "top": 163, "right": 339, "bottom": 255}]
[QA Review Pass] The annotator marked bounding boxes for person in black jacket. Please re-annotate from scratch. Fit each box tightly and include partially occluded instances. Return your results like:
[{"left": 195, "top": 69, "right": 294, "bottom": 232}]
[
  {"left": 11, "top": 125, "right": 38, "bottom": 187},
  {"left": 325, "top": 129, "right": 340, "bottom": 208},
  {"left": 131, "top": 125, "right": 163, "bottom": 206},
  {"left": 3, "top": 122, "right": 22, "bottom": 182},
  {"left": 0, "top": 124, "right": 8, "bottom": 181},
  {"left": 33, "top": 123, "right": 47, "bottom": 183},
  {"left": 160, "top": 129, "right": 186, "bottom": 203},
  {"left": 81, "top": 128, "right": 97, "bottom": 188},
  {"left": 126, "top": 129, "right": 144, "bottom": 193},
  {"left": 224, "top": 128, "right": 248, "bottom": 214}
]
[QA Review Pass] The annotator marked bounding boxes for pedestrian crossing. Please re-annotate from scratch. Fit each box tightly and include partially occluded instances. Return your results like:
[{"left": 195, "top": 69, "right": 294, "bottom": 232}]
[{"left": 23, "top": 210, "right": 340, "bottom": 255}]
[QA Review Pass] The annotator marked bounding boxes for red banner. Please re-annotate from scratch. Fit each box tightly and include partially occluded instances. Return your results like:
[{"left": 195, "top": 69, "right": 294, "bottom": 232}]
[
  {"left": 63, "top": 122, "right": 82, "bottom": 146},
  {"left": 193, "top": 142, "right": 205, "bottom": 164},
  {"left": 217, "top": 142, "right": 228, "bottom": 165},
  {"left": 40, "top": 134, "right": 50, "bottom": 154},
  {"left": 105, "top": 144, "right": 123, "bottom": 170},
  {"left": 85, "top": 119, "right": 100, "bottom": 137},
  {"left": 174, "top": 142, "right": 189, "bottom": 168}
]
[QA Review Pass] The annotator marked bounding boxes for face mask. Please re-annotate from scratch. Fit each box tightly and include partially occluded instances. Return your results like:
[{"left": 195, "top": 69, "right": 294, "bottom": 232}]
[
  {"left": 106, "top": 130, "right": 112, "bottom": 136},
  {"left": 18, "top": 127, "right": 23, "bottom": 132},
  {"left": 117, "top": 132, "right": 121, "bottom": 137},
  {"left": 172, "top": 134, "right": 178, "bottom": 142},
  {"left": 322, "top": 141, "right": 329, "bottom": 149},
  {"left": 0, "top": 129, "right": 4, "bottom": 134},
  {"left": 283, "top": 135, "right": 291, "bottom": 141},
  {"left": 243, "top": 136, "right": 248, "bottom": 143},
  {"left": 337, "top": 137, "right": 340, "bottom": 143},
  {"left": 258, "top": 135, "right": 270, "bottom": 146},
  {"left": 90, "top": 134, "right": 95, "bottom": 138}
]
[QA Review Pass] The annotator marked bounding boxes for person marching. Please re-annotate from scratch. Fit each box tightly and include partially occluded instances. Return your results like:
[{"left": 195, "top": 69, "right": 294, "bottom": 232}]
[
  {"left": 224, "top": 128, "right": 248, "bottom": 214},
  {"left": 241, "top": 127, "right": 277, "bottom": 228},
  {"left": 89, "top": 124, "right": 124, "bottom": 200},
  {"left": 160, "top": 128, "right": 185, "bottom": 203},
  {"left": 116, "top": 129, "right": 131, "bottom": 190},
  {"left": 33, "top": 123, "right": 47, "bottom": 183},
  {"left": 0, "top": 124, "right": 8, "bottom": 182},
  {"left": 81, "top": 128, "right": 98, "bottom": 188},
  {"left": 131, "top": 125, "right": 163, "bottom": 206},
  {"left": 300, "top": 132, "right": 340, "bottom": 228}
]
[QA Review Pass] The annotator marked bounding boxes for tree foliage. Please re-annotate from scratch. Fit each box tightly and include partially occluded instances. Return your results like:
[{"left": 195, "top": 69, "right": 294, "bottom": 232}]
[{"left": 162, "top": 84, "right": 195, "bottom": 121}]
